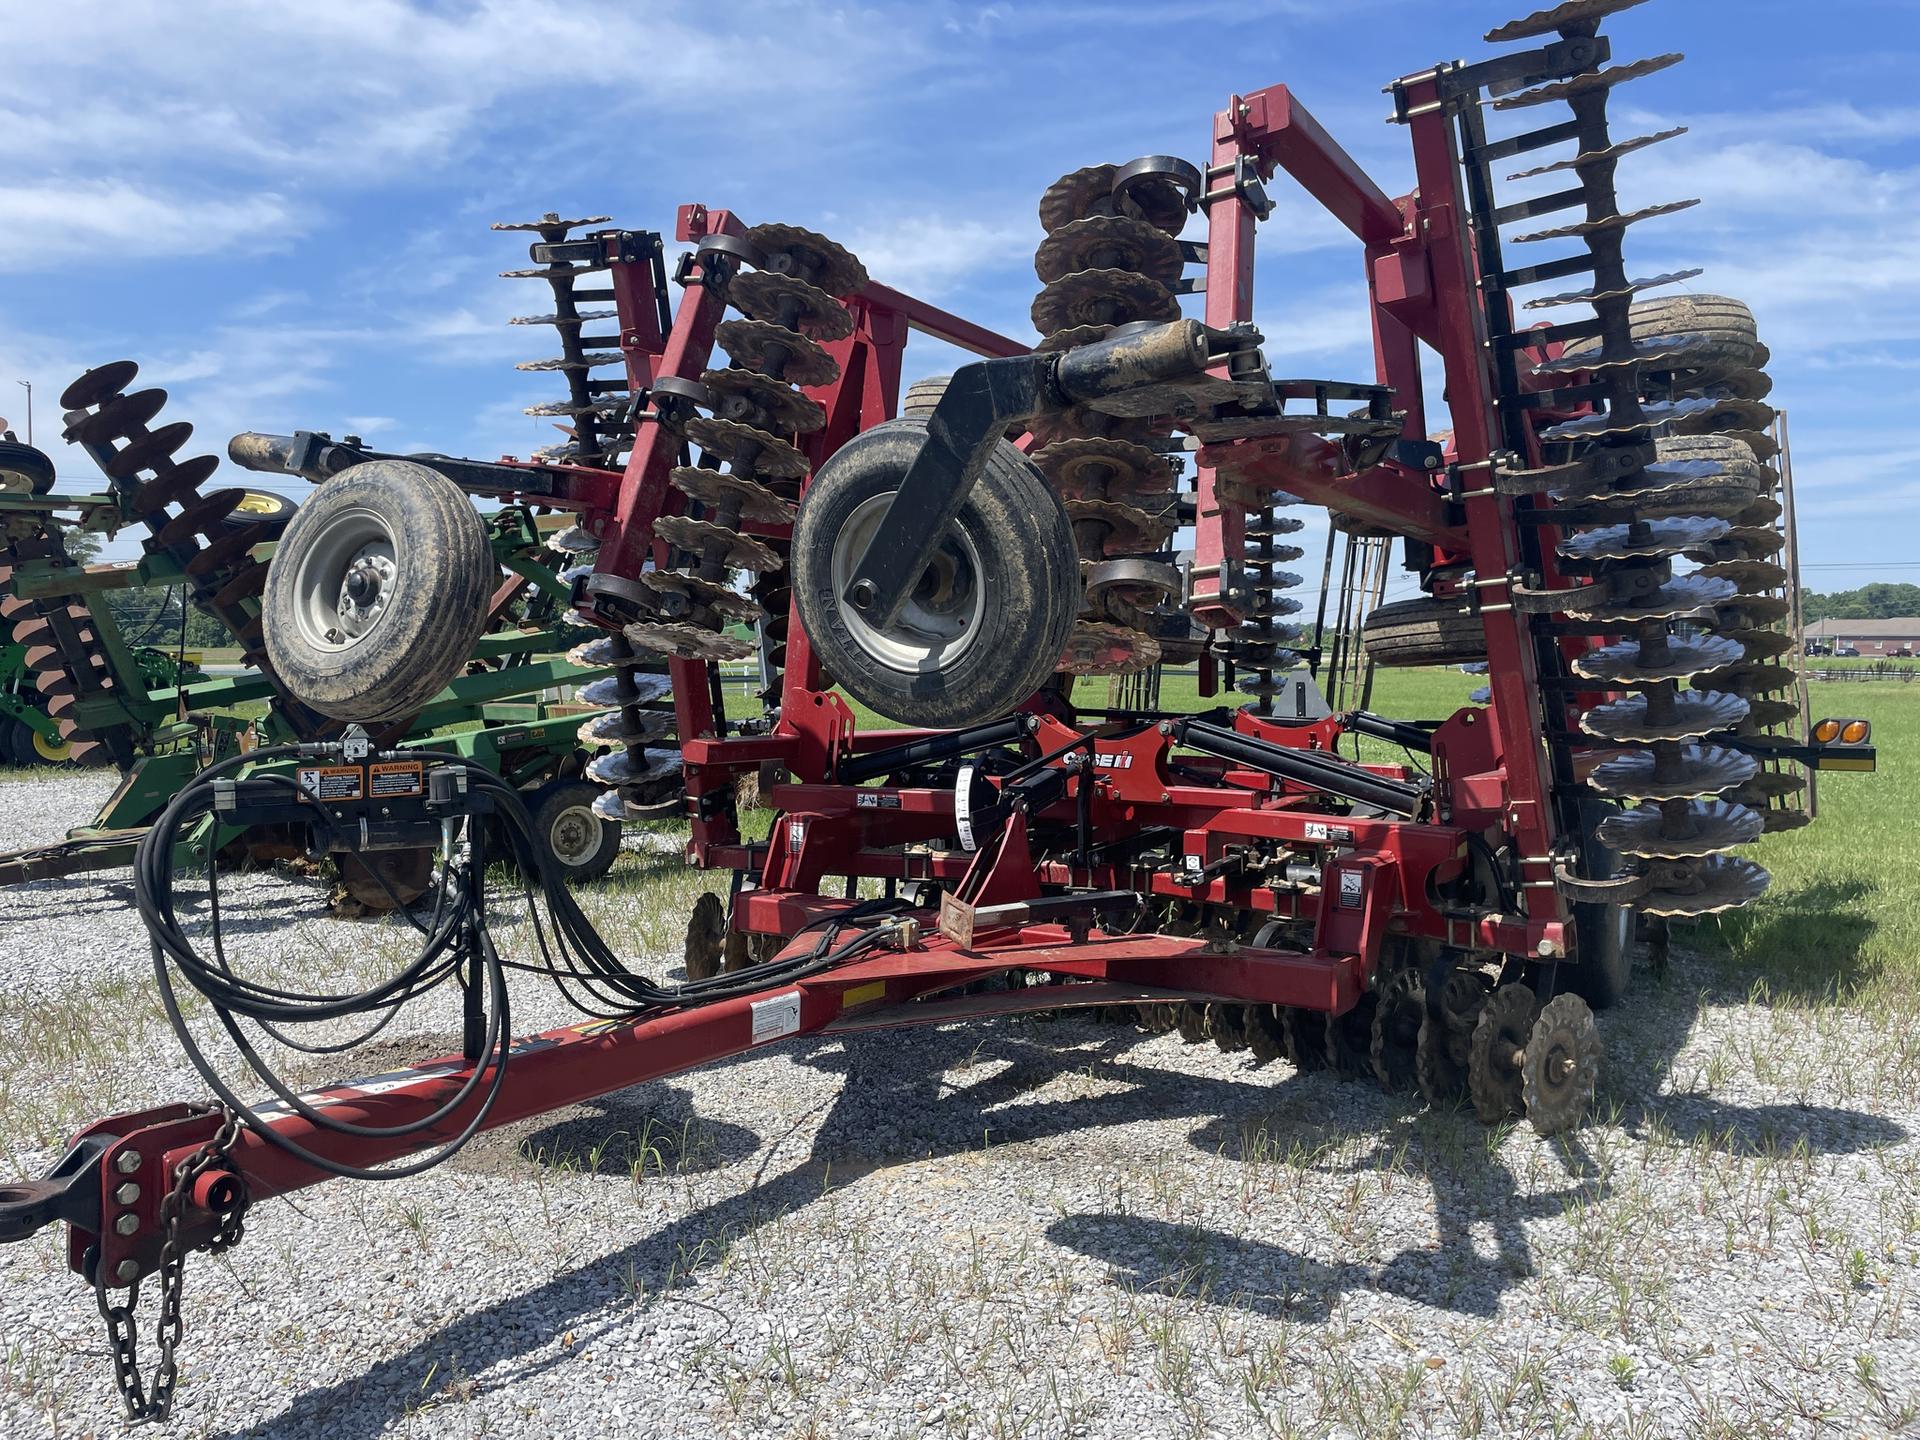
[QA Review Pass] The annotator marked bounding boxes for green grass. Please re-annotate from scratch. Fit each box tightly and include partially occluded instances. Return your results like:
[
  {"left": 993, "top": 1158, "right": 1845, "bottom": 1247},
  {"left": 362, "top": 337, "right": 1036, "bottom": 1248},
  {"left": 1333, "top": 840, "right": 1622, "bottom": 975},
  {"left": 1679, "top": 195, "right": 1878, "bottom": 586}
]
[{"left": 1690, "top": 682, "right": 1911, "bottom": 1003}]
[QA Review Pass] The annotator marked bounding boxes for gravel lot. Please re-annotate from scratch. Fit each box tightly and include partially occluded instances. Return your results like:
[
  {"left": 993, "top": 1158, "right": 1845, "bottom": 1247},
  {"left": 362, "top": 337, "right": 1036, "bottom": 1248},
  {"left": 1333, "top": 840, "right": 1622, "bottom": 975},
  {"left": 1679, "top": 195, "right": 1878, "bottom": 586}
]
[{"left": 1, "top": 774, "right": 1917, "bottom": 1439}]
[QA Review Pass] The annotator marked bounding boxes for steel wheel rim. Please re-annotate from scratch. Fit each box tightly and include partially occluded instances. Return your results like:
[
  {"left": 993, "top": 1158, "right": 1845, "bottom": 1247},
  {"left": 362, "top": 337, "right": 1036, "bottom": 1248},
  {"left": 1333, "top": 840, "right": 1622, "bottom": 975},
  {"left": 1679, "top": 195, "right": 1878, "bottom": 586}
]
[
  {"left": 30, "top": 728, "right": 70, "bottom": 763},
  {"left": 830, "top": 491, "right": 985, "bottom": 674},
  {"left": 547, "top": 802, "right": 603, "bottom": 869},
  {"left": 291, "top": 505, "right": 397, "bottom": 652}
]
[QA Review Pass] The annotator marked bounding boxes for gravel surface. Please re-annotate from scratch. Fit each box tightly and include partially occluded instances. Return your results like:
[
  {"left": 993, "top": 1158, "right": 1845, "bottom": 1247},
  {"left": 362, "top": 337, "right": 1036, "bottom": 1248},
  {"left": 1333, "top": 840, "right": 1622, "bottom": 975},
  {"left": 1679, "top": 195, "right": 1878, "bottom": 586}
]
[{"left": 1, "top": 775, "right": 1917, "bottom": 1438}]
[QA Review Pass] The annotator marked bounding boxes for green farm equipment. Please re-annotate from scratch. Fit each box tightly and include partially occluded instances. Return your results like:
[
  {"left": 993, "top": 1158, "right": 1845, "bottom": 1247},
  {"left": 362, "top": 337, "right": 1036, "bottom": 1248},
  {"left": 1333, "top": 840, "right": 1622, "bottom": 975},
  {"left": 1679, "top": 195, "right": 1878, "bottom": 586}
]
[{"left": 0, "top": 367, "right": 679, "bottom": 900}]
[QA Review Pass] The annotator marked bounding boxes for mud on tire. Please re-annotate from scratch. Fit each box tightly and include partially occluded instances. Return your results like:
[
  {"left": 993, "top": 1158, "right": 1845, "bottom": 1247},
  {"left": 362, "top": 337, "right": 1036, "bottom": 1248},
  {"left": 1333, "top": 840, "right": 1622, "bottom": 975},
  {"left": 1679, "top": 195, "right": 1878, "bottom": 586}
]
[{"left": 262, "top": 459, "right": 494, "bottom": 723}]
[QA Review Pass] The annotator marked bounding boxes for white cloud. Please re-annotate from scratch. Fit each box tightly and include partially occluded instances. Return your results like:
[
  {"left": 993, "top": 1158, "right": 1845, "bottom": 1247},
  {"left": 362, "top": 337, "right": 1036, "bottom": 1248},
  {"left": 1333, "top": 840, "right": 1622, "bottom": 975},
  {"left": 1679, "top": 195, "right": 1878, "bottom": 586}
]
[
  {"left": 842, "top": 215, "right": 1037, "bottom": 299},
  {"left": 0, "top": 181, "right": 296, "bottom": 271}
]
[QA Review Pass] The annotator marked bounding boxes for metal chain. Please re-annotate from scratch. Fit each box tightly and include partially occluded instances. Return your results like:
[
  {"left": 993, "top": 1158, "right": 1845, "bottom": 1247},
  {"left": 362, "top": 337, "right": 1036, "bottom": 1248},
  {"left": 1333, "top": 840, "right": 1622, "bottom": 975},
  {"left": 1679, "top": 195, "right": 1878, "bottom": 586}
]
[{"left": 92, "top": 1107, "right": 248, "bottom": 1424}]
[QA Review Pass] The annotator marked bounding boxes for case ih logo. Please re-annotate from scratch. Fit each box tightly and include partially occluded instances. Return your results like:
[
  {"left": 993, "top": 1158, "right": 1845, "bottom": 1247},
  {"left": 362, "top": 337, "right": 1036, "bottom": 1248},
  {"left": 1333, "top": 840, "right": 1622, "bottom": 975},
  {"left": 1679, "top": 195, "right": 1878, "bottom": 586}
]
[{"left": 1092, "top": 752, "right": 1134, "bottom": 770}]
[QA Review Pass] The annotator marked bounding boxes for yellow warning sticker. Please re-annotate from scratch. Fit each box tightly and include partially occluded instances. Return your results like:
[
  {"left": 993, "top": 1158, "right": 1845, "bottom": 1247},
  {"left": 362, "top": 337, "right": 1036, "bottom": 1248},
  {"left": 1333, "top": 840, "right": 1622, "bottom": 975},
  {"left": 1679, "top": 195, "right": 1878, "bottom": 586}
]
[{"left": 840, "top": 981, "right": 887, "bottom": 1010}]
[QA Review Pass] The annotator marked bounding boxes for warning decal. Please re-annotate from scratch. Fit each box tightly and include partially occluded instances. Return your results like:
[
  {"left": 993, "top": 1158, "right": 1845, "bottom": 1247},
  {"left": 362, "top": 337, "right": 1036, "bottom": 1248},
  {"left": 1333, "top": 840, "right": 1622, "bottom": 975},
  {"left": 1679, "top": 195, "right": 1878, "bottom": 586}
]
[
  {"left": 750, "top": 990, "right": 802, "bottom": 1043},
  {"left": 369, "top": 761, "right": 426, "bottom": 798},
  {"left": 297, "top": 766, "right": 364, "bottom": 801}
]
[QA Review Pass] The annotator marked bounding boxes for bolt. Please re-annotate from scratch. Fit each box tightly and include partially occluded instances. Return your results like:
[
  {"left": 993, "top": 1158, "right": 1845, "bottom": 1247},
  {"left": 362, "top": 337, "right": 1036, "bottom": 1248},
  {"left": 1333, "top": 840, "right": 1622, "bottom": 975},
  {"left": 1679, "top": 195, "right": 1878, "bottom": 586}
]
[
  {"left": 115, "top": 1259, "right": 141, "bottom": 1284},
  {"left": 849, "top": 579, "right": 877, "bottom": 611},
  {"left": 1537, "top": 938, "right": 1558, "bottom": 958},
  {"left": 114, "top": 1150, "right": 142, "bottom": 1175},
  {"left": 113, "top": 1182, "right": 140, "bottom": 1206},
  {"left": 114, "top": 1214, "right": 140, "bottom": 1237}
]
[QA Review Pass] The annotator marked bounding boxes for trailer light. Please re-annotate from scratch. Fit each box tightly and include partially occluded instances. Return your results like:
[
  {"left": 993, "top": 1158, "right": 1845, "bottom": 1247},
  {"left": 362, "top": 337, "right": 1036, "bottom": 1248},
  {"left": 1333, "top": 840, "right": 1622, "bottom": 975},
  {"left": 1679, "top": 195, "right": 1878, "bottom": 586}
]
[
  {"left": 1842, "top": 720, "right": 1871, "bottom": 744},
  {"left": 1812, "top": 718, "right": 1840, "bottom": 743}
]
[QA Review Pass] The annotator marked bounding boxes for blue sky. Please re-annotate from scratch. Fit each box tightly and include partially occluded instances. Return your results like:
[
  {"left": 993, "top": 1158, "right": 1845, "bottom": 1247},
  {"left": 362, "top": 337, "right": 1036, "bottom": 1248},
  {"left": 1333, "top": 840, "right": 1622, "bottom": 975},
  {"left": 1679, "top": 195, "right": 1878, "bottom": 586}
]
[{"left": 4, "top": 0, "right": 1914, "bottom": 603}]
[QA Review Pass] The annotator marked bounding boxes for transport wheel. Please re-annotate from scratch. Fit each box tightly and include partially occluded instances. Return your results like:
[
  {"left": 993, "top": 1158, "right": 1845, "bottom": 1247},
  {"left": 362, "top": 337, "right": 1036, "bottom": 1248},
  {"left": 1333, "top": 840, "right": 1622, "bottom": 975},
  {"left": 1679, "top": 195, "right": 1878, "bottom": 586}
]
[
  {"left": 684, "top": 892, "right": 725, "bottom": 981},
  {"left": 0, "top": 440, "right": 55, "bottom": 495},
  {"left": 791, "top": 417, "right": 1079, "bottom": 728},
  {"left": 262, "top": 459, "right": 494, "bottom": 723},
  {"left": 528, "top": 779, "right": 622, "bottom": 884},
  {"left": 1360, "top": 595, "right": 1488, "bottom": 669},
  {"left": 1521, "top": 994, "right": 1601, "bottom": 1137},
  {"left": 1468, "top": 983, "right": 1538, "bottom": 1123},
  {"left": 222, "top": 488, "right": 300, "bottom": 538}
]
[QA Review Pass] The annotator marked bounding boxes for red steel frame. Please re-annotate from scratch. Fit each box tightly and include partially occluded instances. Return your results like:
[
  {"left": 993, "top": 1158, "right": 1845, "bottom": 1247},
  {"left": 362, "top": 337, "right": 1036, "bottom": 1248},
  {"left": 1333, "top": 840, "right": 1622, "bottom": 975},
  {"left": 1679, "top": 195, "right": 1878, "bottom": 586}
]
[{"left": 54, "top": 82, "right": 1597, "bottom": 1281}]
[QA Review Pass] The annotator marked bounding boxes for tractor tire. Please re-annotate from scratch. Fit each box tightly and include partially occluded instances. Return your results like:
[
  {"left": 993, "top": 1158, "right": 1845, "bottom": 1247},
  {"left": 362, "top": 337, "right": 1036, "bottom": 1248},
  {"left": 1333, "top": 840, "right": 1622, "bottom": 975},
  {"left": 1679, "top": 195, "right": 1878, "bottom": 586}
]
[
  {"left": 1361, "top": 595, "right": 1487, "bottom": 669},
  {"left": 792, "top": 417, "right": 1079, "bottom": 728},
  {"left": 262, "top": 459, "right": 495, "bottom": 723},
  {"left": 527, "top": 779, "right": 622, "bottom": 884},
  {"left": 1562, "top": 293, "right": 1760, "bottom": 379}
]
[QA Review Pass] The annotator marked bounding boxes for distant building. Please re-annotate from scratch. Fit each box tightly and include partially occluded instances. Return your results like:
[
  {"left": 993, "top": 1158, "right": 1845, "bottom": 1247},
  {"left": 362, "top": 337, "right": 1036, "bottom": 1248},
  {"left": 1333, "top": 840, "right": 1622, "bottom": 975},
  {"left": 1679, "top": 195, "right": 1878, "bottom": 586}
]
[{"left": 1805, "top": 617, "right": 1920, "bottom": 656}]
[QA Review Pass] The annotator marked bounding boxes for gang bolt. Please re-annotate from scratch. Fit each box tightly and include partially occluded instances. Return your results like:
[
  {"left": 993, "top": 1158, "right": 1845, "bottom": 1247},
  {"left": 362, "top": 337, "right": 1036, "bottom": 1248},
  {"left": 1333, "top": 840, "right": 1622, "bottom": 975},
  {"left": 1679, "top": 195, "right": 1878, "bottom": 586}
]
[
  {"left": 113, "top": 1182, "right": 140, "bottom": 1206},
  {"left": 114, "top": 1214, "right": 140, "bottom": 1237},
  {"left": 115, "top": 1259, "right": 141, "bottom": 1284},
  {"left": 114, "top": 1151, "right": 142, "bottom": 1175}
]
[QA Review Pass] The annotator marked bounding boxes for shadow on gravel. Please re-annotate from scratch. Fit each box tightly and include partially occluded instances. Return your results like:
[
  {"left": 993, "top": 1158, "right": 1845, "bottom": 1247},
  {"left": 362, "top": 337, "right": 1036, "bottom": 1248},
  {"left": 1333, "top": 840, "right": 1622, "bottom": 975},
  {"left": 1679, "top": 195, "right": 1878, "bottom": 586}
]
[
  {"left": 477, "top": 1083, "right": 765, "bottom": 1181},
  {"left": 206, "top": 1022, "right": 1331, "bottom": 1440},
  {"left": 204, "top": 981, "right": 1907, "bottom": 1440}
]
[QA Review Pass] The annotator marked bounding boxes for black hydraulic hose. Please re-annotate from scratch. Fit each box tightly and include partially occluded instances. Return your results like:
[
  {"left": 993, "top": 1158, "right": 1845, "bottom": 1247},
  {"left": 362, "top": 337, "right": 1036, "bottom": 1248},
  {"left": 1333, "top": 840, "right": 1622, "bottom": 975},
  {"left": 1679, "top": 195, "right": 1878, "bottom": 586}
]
[
  {"left": 1170, "top": 719, "right": 1427, "bottom": 816},
  {"left": 836, "top": 714, "right": 1032, "bottom": 785},
  {"left": 134, "top": 745, "right": 923, "bottom": 1182}
]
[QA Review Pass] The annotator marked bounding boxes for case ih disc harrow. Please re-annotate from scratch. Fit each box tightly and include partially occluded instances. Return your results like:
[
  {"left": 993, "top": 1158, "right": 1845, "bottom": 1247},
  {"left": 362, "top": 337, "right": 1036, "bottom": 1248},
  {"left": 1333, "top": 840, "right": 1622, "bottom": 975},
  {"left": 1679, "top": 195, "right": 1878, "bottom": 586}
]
[{"left": 0, "top": 1, "right": 1879, "bottom": 1422}]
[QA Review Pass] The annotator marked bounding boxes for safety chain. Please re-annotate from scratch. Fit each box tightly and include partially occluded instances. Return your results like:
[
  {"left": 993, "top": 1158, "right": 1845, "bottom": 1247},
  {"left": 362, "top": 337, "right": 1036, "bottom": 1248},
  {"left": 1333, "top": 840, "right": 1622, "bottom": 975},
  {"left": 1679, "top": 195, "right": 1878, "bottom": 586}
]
[{"left": 93, "top": 1107, "right": 249, "bottom": 1424}]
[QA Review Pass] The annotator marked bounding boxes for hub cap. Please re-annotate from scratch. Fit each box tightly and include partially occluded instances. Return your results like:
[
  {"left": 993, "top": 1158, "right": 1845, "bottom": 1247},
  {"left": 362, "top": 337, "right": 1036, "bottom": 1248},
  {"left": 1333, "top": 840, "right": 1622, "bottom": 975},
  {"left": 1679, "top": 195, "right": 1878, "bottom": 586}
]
[{"left": 831, "top": 492, "right": 985, "bottom": 674}]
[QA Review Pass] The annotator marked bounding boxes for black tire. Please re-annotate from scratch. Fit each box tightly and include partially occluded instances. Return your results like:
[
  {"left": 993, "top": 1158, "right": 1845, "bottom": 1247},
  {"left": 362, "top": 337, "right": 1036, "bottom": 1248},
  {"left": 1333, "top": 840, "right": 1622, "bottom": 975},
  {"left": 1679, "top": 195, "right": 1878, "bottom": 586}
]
[
  {"left": 527, "top": 779, "right": 622, "bottom": 884},
  {"left": 792, "top": 417, "right": 1079, "bottom": 727},
  {"left": 1562, "top": 293, "right": 1759, "bottom": 378},
  {"left": 1361, "top": 595, "right": 1487, "bottom": 669},
  {"left": 3, "top": 718, "right": 32, "bottom": 766},
  {"left": 902, "top": 375, "right": 950, "bottom": 417},
  {"left": 0, "top": 440, "right": 55, "bottom": 496},
  {"left": 261, "top": 459, "right": 494, "bottom": 722},
  {"left": 1566, "top": 801, "right": 1634, "bottom": 1009},
  {"left": 222, "top": 489, "right": 300, "bottom": 538}
]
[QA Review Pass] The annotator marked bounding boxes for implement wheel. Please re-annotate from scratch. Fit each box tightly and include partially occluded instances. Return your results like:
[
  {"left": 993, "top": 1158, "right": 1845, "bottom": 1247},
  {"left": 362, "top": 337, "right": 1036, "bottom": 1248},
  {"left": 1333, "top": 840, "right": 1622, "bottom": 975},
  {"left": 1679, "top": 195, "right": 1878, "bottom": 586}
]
[
  {"left": 792, "top": 418, "right": 1079, "bottom": 728},
  {"left": 262, "top": 460, "right": 494, "bottom": 722},
  {"left": 528, "top": 779, "right": 622, "bottom": 884},
  {"left": 1361, "top": 595, "right": 1488, "bottom": 669},
  {"left": 222, "top": 488, "right": 300, "bottom": 538}
]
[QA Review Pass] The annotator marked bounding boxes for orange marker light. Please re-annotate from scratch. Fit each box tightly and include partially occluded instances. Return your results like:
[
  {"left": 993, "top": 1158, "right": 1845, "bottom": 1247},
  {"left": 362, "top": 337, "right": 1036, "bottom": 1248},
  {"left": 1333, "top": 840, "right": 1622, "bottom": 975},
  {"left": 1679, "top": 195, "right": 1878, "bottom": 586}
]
[
  {"left": 1813, "top": 719, "right": 1840, "bottom": 743},
  {"left": 1841, "top": 720, "right": 1870, "bottom": 744}
]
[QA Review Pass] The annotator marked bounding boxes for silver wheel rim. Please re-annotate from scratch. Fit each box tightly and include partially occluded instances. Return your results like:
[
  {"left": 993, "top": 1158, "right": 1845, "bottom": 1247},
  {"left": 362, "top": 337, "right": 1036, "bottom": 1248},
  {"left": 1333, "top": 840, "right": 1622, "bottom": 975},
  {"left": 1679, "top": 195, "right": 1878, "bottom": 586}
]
[
  {"left": 548, "top": 802, "right": 603, "bottom": 868},
  {"left": 830, "top": 491, "right": 985, "bottom": 674},
  {"left": 291, "top": 504, "right": 398, "bottom": 652}
]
